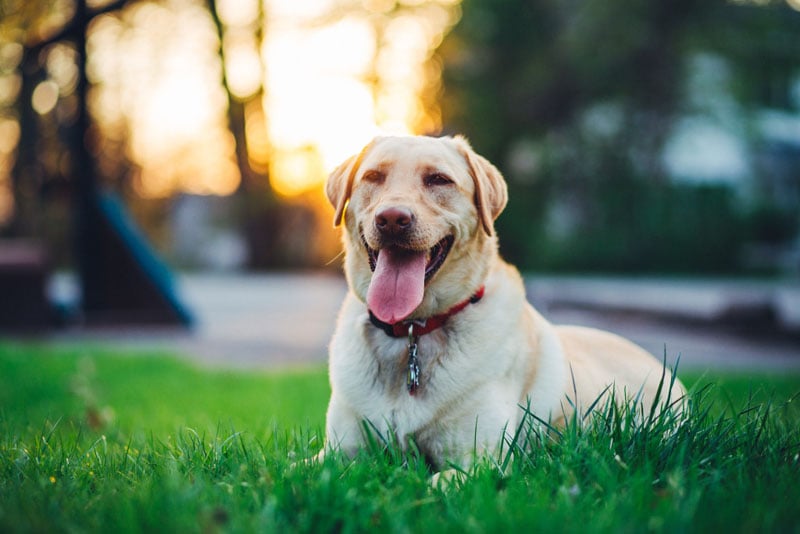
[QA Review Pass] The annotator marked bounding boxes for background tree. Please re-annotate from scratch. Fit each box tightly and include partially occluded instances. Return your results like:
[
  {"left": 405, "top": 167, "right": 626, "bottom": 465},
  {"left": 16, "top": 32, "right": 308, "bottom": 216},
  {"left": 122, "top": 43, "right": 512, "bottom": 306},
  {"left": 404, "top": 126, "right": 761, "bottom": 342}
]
[
  {"left": 1, "top": 0, "right": 194, "bottom": 324},
  {"left": 437, "top": 0, "right": 800, "bottom": 273}
]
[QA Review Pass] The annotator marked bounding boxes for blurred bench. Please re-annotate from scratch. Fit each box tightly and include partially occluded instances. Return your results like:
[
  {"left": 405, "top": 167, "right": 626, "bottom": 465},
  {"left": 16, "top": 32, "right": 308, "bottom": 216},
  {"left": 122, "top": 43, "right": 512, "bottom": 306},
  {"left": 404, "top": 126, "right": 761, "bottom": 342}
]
[{"left": 0, "top": 240, "right": 51, "bottom": 329}]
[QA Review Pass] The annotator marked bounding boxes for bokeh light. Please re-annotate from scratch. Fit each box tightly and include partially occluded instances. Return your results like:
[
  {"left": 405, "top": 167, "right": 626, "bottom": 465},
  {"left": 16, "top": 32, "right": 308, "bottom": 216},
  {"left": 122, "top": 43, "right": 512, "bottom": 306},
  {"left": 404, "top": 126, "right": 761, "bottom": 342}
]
[
  {"left": 79, "top": 0, "right": 459, "bottom": 199},
  {"left": 0, "top": 0, "right": 460, "bottom": 227},
  {"left": 32, "top": 81, "right": 60, "bottom": 115},
  {"left": 87, "top": 0, "right": 240, "bottom": 198},
  {"left": 262, "top": 0, "right": 459, "bottom": 197}
]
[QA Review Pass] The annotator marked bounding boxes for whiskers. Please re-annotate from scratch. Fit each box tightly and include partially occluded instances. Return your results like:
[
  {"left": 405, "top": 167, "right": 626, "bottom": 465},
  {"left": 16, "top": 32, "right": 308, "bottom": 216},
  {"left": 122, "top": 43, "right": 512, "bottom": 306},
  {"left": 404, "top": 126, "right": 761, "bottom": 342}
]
[{"left": 325, "top": 248, "right": 346, "bottom": 266}]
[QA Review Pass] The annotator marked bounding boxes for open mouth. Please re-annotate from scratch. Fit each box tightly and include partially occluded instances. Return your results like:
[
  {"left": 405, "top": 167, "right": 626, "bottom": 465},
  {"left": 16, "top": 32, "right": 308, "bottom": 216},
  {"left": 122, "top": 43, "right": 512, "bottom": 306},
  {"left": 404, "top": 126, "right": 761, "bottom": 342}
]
[{"left": 364, "top": 235, "right": 454, "bottom": 282}]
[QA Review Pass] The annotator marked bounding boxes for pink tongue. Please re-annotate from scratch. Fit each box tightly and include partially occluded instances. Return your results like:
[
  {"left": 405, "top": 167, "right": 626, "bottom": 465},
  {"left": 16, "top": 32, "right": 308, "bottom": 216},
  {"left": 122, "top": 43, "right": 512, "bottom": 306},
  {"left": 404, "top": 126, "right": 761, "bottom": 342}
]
[{"left": 367, "top": 247, "right": 427, "bottom": 324}]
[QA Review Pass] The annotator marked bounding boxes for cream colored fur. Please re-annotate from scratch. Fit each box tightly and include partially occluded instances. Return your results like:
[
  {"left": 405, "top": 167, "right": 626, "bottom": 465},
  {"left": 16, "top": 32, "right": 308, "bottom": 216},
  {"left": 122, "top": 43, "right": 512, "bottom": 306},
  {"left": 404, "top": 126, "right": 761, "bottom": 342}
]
[{"left": 320, "top": 135, "right": 686, "bottom": 472}]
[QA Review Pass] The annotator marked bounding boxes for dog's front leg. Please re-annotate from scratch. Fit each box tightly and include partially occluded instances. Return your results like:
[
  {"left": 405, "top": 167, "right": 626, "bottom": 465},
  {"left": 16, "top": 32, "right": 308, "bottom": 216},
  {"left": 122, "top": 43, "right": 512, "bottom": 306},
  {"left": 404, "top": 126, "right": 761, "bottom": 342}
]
[
  {"left": 428, "top": 404, "right": 520, "bottom": 488},
  {"left": 314, "top": 394, "right": 364, "bottom": 462}
]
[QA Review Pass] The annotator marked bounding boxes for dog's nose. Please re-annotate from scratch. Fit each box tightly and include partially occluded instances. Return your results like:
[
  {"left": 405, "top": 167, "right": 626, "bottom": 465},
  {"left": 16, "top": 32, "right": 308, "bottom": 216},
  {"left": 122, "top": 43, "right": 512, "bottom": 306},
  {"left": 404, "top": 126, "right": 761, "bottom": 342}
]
[{"left": 375, "top": 206, "right": 414, "bottom": 236}]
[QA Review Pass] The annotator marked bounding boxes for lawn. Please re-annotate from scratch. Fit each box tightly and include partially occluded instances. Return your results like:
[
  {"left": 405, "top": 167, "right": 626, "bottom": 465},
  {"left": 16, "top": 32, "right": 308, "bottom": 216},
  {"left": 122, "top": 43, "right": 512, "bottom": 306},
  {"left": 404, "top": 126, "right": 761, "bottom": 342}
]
[{"left": 1, "top": 342, "right": 799, "bottom": 532}]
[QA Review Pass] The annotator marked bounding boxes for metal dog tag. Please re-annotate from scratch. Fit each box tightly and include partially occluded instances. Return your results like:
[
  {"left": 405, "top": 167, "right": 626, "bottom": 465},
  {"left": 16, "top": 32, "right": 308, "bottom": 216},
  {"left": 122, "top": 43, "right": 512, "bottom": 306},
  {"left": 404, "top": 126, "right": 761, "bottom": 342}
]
[{"left": 407, "top": 324, "right": 420, "bottom": 395}]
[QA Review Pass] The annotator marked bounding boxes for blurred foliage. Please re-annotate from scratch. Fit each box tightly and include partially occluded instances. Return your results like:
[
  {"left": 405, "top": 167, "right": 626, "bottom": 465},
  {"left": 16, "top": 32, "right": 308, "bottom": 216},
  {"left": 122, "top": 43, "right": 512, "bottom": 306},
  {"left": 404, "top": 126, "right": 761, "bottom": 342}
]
[
  {"left": 501, "top": 179, "right": 746, "bottom": 273},
  {"left": 2, "top": 0, "right": 799, "bottom": 275},
  {"left": 438, "top": 0, "right": 800, "bottom": 274}
]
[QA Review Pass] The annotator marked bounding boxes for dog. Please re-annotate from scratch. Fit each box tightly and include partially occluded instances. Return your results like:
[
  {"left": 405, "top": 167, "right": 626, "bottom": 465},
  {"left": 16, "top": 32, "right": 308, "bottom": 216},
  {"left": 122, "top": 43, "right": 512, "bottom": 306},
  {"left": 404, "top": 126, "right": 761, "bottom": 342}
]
[{"left": 318, "top": 134, "right": 685, "bottom": 475}]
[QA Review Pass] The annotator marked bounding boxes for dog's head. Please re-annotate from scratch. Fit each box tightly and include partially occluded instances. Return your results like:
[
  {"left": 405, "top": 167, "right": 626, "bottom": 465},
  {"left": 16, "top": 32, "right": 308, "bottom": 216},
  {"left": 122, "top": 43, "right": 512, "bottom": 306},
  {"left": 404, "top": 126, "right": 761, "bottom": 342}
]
[{"left": 326, "top": 135, "right": 508, "bottom": 324}]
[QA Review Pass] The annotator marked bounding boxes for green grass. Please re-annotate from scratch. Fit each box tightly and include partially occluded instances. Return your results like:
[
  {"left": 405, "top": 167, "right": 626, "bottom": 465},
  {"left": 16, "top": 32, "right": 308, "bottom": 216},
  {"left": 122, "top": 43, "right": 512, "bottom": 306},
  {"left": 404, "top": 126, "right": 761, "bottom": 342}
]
[
  {"left": 1, "top": 342, "right": 799, "bottom": 533},
  {"left": 0, "top": 343, "right": 329, "bottom": 438}
]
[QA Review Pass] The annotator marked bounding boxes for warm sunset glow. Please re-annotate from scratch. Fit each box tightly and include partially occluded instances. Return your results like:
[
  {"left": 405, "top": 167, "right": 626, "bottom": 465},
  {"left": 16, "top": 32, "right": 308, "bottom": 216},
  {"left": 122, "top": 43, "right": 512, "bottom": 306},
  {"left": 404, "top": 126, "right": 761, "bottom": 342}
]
[
  {"left": 263, "top": 1, "right": 459, "bottom": 197},
  {"left": 269, "top": 146, "right": 326, "bottom": 197},
  {"left": 79, "top": 0, "right": 458, "bottom": 199},
  {"left": 87, "top": 0, "right": 240, "bottom": 198},
  {"left": 264, "top": 16, "right": 381, "bottom": 197}
]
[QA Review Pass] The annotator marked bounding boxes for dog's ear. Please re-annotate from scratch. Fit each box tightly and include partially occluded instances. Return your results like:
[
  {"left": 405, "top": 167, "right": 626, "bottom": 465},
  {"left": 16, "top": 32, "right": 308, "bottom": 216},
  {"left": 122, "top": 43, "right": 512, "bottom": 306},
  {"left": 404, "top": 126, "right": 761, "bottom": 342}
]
[
  {"left": 326, "top": 140, "right": 374, "bottom": 227},
  {"left": 326, "top": 155, "right": 356, "bottom": 227},
  {"left": 452, "top": 136, "right": 508, "bottom": 236}
]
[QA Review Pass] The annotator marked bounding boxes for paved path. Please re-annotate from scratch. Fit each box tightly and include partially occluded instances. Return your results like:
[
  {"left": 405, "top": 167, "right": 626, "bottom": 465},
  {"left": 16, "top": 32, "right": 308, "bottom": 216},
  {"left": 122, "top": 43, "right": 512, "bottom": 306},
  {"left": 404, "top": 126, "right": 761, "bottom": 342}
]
[
  {"left": 41, "top": 273, "right": 800, "bottom": 372},
  {"left": 527, "top": 276, "right": 800, "bottom": 372}
]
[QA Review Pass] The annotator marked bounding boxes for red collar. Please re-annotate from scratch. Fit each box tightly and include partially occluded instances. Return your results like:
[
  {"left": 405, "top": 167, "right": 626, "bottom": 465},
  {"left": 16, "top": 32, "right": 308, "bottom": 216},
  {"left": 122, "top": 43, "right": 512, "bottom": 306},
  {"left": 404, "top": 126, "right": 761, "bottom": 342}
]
[{"left": 368, "top": 286, "right": 485, "bottom": 338}]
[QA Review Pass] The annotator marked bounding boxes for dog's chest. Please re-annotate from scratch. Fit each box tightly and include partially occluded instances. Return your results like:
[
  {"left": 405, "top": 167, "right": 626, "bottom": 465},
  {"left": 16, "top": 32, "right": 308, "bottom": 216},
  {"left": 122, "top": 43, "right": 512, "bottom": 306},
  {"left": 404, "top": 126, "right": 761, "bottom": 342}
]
[
  {"left": 355, "top": 327, "right": 495, "bottom": 467},
  {"left": 353, "top": 328, "right": 456, "bottom": 430},
  {"left": 365, "top": 326, "right": 450, "bottom": 395}
]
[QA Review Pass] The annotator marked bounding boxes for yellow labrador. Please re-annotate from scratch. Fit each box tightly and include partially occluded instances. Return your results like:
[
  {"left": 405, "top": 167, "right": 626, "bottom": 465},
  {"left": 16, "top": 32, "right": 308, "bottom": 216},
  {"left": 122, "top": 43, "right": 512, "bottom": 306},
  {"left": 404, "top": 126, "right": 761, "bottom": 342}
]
[{"left": 320, "top": 135, "right": 685, "bottom": 472}]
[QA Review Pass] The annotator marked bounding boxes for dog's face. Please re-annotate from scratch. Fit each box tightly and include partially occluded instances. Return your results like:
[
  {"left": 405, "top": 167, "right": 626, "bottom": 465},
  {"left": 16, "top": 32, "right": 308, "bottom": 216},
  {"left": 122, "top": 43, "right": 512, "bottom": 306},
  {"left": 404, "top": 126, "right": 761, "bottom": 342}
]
[{"left": 326, "top": 135, "right": 508, "bottom": 323}]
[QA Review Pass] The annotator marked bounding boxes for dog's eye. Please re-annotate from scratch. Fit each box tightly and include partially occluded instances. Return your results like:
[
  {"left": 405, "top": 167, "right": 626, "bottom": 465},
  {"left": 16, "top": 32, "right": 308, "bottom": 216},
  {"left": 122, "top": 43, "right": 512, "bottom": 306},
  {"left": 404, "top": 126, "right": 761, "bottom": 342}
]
[
  {"left": 424, "top": 173, "right": 453, "bottom": 186},
  {"left": 362, "top": 170, "right": 385, "bottom": 184}
]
